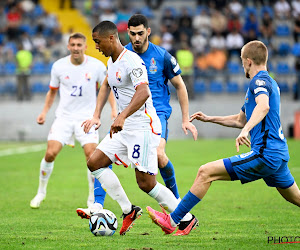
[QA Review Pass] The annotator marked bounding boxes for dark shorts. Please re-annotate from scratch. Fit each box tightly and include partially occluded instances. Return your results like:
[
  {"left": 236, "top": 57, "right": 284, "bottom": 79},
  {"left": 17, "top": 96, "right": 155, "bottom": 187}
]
[
  {"left": 223, "top": 150, "right": 294, "bottom": 189},
  {"left": 158, "top": 113, "right": 169, "bottom": 141}
]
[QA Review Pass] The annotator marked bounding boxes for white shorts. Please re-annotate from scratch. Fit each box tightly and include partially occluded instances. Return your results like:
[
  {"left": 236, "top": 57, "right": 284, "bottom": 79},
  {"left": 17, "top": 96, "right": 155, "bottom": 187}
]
[
  {"left": 97, "top": 130, "right": 160, "bottom": 175},
  {"left": 48, "top": 117, "right": 99, "bottom": 147}
]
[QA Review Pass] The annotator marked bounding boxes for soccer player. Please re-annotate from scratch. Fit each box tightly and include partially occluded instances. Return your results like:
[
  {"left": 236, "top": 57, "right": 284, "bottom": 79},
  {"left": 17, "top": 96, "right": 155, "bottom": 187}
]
[
  {"left": 82, "top": 20, "right": 197, "bottom": 235},
  {"left": 78, "top": 13, "right": 198, "bottom": 218},
  {"left": 30, "top": 32, "right": 116, "bottom": 209},
  {"left": 146, "top": 40, "right": 300, "bottom": 235}
]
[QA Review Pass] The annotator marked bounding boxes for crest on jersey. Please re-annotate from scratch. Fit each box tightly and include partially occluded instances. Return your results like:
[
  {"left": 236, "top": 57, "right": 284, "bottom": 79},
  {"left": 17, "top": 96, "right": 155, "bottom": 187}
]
[
  {"left": 85, "top": 72, "right": 91, "bottom": 81},
  {"left": 132, "top": 68, "right": 143, "bottom": 78},
  {"left": 255, "top": 79, "right": 265, "bottom": 86},
  {"left": 149, "top": 57, "right": 157, "bottom": 74},
  {"left": 116, "top": 69, "right": 122, "bottom": 82}
]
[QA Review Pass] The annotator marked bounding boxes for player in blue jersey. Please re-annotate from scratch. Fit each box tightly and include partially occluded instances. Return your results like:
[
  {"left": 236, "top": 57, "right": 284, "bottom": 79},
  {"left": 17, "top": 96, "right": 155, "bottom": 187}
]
[
  {"left": 146, "top": 40, "right": 300, "bottom": 235},
  {"left": 125, "top": 14, "right": 198, "bottom": 199}
]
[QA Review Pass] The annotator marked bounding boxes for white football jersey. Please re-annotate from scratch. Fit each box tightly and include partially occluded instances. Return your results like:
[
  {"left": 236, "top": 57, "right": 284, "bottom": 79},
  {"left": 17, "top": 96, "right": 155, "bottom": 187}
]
[
  {"left": 107, "top": 48, "right": 161, "bottom": 134},
  {"left": 50, "top": 55, "right": 106, "bottom": 120}
]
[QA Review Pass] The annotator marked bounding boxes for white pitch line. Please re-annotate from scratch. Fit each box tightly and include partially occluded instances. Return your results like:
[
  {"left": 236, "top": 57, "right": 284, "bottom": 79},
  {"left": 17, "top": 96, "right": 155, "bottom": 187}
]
[{"left": 0, "top": 144, "right": 46, "bottom": 157}]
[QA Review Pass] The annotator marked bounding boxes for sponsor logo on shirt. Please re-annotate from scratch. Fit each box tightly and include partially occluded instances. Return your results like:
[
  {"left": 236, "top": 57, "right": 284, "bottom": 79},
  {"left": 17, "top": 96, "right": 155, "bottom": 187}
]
[{"left": 149, "top": 57, "right": 157, "bottom": 74}]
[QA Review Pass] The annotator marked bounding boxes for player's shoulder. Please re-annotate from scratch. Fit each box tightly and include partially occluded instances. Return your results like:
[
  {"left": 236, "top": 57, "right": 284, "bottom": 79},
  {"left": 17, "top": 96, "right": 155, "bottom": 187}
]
[
  {"left": 123, "top": 49, "right": 144, "bottom": 63},
  {"left": 251, "top": 71, "right": 272, "bottom": 87},
  {"left": 53, "top": 55, "right": 70, "bottom": 67},
  {"left": 148, "top": 42, "right": 166, "bottom": 57}
]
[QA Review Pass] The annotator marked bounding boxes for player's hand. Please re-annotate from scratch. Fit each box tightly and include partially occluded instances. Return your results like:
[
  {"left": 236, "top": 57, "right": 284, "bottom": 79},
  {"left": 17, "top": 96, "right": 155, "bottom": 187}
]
[
  {"left": 36, "top": 113, "right": 46, "bottom": 125},
  {"left": 81, "top": 117, "right": 101, "bottom": 133},
  {"left": 182, "top": 121, "right": 198, "bottom": 140},
  {"left": 110, "top": 114, "right": 125, "bottom": 138},
  {"left": 190, "top": 111, "right": 210, "bottom": 122},
  {"left": 235, "top": 129, "right": 251, "bottom": 152}
]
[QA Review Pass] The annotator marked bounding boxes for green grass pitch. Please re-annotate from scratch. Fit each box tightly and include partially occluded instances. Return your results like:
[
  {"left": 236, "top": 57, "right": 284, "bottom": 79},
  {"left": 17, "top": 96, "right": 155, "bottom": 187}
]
[{"left": 0, "top": 139, "right": 299, "bottom": 249}]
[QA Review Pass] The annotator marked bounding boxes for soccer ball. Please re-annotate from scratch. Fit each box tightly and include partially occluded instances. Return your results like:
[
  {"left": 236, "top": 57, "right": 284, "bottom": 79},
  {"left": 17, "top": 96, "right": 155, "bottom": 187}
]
[{"left": 89, "top": 209, "right": 118, "bottom": 236}]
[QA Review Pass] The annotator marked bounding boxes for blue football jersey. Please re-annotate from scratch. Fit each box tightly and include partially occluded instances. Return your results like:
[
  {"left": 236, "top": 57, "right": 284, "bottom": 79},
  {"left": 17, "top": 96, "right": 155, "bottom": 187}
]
[
  {"left": 125, "top": 42, "right": 182, "bottom": 119},
  {"left": 242, "top": 70, "right": 289, "bottom": 166}
]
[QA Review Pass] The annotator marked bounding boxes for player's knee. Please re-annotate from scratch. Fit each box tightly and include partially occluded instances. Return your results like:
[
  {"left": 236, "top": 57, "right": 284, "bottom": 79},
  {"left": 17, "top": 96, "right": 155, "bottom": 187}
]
[
  {"left": 44, "top": 152, "right": 57, "bottom": 162},
  {"left": 137, "top": 179, "right": 155, "bottom": 193},
  {"left": 157, "top": 150, "right": 168, "bottom": 168},
  {"left": 196, "top": 165, "right": 211, "bottom": 183}
]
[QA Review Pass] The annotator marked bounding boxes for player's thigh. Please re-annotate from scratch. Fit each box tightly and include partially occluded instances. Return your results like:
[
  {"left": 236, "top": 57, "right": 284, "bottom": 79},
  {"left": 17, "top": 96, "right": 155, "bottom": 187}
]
[
  {"left": 75, "top": 120, "right": 99, "bottom": 147},
  {"left": 47, "top": 118, "right": 73, "bottom": 146},
  {"left": 277, "top": 182, "right": 300, "bottom": 204},
  {"left": 125, "top": 130, "right": 160, "bottom": 175},
  {"left": 96, "top": 133, "right": 127, "bottom": 166},
  {"left": 83, "top": 143, "right": 98, "bottom": 161}
]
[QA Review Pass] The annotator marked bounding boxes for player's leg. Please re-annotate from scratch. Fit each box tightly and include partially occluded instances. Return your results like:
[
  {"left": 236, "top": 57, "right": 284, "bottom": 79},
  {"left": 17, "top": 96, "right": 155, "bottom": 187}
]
[
  {"left": 157, "top": 115, "right": 180, "bottom": 199},
  {"left": 147, "top": 159, "right": 231, "bottom": 234},
  {"left": 89, "top": 134, "right": 141, "bottom": 235},
  {"left": 277, "top": 182, "right": 300, "bottom": 207},
  {"left": 30, "top": 140, "right": 63, "bottom": 208}
]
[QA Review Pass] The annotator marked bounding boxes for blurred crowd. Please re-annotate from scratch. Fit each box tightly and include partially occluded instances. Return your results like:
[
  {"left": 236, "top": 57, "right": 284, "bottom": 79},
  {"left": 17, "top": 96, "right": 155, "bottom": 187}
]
[{"left": 1, "top": 0, "right": 300, "bottom": 100}]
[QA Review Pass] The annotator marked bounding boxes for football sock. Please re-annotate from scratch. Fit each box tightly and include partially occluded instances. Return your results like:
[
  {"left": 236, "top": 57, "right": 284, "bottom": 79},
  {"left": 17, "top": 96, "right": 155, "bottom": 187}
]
[
  {"left": 159, "top": 160, "right": 180, "bottom": 199},
  {"left": 94, "top": 164, "right": 112, "bottom": 206},
  {"left": 92, "top": 167, "right": 132, "bottom": 214},
  {"left": 37, "top": 158, "right": 54, "bottom": 194},
  {"left": 170, "top": 191, "right": 201, "bottom": 225},
  {"left": 148, "top": 182, "right": 192, "bottom": 222},
  {"left": 87, "top": 169, "right": 95, "bottom": 198}
]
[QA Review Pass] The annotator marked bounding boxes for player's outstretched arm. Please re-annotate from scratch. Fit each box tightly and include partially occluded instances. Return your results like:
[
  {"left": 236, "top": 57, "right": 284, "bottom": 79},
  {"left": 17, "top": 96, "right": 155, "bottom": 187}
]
[
  {"left": 36, "top": 88, "right": 58, "bottom": 125},
  {"left": 170, "top": 74, "right": 198, "bottom": 140},
  {"left": 82, "top": 76, "right": 110, "bottom": 133},
  {"left": 108, "top": 90, "right": 118, "bottom": 120},
  {"left": 190, "top": 110, "right": 247, "bottom": 129},
  {"left": 110, "top": 83, "right": 150, "bottom": 137}
]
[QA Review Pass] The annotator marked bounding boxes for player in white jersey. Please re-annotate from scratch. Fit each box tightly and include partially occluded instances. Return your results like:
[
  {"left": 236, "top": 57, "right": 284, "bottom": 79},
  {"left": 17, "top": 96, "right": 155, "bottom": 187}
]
[
  {"left": 30, "top": 33, "right": 117, "bottom": 209},
  {"left": 82, "top": 21, "right": 195, "bottom": 235}
]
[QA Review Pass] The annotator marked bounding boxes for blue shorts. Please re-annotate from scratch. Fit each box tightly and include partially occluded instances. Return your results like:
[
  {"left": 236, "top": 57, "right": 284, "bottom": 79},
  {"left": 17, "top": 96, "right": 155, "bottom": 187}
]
[
  {"left": 157, "top": 113, "right": 169, "bottom": 141},
  {"left": 223, "top": 151, "right": 294, "bottom": 189}
]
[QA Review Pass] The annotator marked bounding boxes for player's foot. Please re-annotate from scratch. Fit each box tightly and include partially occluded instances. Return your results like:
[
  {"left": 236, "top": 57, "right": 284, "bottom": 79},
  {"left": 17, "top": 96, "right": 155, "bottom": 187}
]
[
  {"left": 119, "top": 205, "right": 142, "bottom": 235},
  {"left": 174, "top": 215, "right": 199, "bottom": 236},
  {"left": 146, "top": 206, "right": 176, "bottom": 234},
  {"left": 76, "top": 202, "right": 103, "bottom": 219},
  {"left": 30, "top": 193, "right": 46, "bottom": 208}
]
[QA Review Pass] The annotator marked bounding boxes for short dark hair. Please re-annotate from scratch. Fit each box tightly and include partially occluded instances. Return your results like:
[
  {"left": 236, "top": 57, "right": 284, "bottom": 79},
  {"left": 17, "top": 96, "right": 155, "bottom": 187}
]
[
  {"left": 92, "top": 21, "right": 118, "bottom": 36},
  {"left": 69, "top": 32, "right": 86, "bottom": 42},
  {"left": 128, "top": 14, "right": 149, "bottom": 29}
]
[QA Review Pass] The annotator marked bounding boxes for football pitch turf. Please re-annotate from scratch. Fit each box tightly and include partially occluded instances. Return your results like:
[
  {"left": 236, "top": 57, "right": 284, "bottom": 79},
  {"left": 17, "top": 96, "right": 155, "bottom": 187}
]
[{"left": 0, "top": 139, "right": 299, "bottom": 249}]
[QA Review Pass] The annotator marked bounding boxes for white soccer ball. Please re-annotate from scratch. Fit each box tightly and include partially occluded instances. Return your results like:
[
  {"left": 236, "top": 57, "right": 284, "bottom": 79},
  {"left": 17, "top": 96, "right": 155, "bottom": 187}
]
[{"left": 89, "top": 209, "right": 118, "bottom": 236}]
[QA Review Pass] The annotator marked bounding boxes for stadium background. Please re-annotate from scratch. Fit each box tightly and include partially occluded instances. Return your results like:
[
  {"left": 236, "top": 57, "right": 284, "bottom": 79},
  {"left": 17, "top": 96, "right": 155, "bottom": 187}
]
[{"left": 0, "top": 0, "right": 300, "bottom": 141}]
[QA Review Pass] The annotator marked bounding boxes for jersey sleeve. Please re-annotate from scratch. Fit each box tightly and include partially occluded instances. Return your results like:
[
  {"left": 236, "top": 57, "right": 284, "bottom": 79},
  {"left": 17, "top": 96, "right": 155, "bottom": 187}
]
[
  {"left": 97, "top": 61, "right": 107, "bottom": 86},
  {"left": 249, "top": 78, "right": 272, "bottom": 98},
  {"left": 49, "top": 63, "right": 60, "bottom": 89},
  {"left": 128, "top": 56, "right": 149, "bottom": 89},
  {"left": 163, "top": 50, "right": 182, "bottom": 79}
]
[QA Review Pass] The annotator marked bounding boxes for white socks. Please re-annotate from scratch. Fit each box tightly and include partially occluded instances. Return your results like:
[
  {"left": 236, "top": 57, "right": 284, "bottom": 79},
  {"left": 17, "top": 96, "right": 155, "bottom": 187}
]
[
  {"left": 92, "top": 167, "right": 132, "bottom": 214},
  {"left": 87, "top": 169, "right": 95, "bottom": 206},
  {"left": 148, "top": 182, "right": 192, "bottom": 222},
  {"left": 37, "top": 158, "right": 54, "bottom": 194}
]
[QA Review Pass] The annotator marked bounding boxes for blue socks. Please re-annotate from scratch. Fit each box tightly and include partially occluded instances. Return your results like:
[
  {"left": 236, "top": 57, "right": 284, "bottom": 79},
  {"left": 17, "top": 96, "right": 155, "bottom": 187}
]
[
  {"left": 159, "top": 160, "right": 180, "bottom": 199},
  {"left": 94, "top": 164, "right": 112, "bottom": 206},
  {"left": 170, "top": 191, "right": 201, "bottom": 224}
]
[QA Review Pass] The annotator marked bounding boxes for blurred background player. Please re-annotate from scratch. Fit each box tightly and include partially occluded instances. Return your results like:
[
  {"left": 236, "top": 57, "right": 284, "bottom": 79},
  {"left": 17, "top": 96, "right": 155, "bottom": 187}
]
[
  {"left": 146, "top": 40, "right": 300, "bottom": 235},
  {"left": 30, "top": 32, "right": 116, "bottom": 209},
  {"left": 77, "top": 14, "right": 198, "bottom": 222},
  {"left": 82, "top": 20, "right": 197, "bottom": 235}
]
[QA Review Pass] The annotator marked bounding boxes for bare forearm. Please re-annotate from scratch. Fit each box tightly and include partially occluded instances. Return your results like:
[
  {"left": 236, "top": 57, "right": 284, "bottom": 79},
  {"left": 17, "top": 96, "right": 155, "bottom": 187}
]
[
  {"left": 41, "top": 90, "right": 56, "bottom": 114},
  {"left": 94, "top": 84, "right": 110, "bottom": 118},
  {"left": 176, "top": 86, "right": 190, "bottom": 122},
  {"left": 208, "top": 114, "right": 245, "bottom": 128}
]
